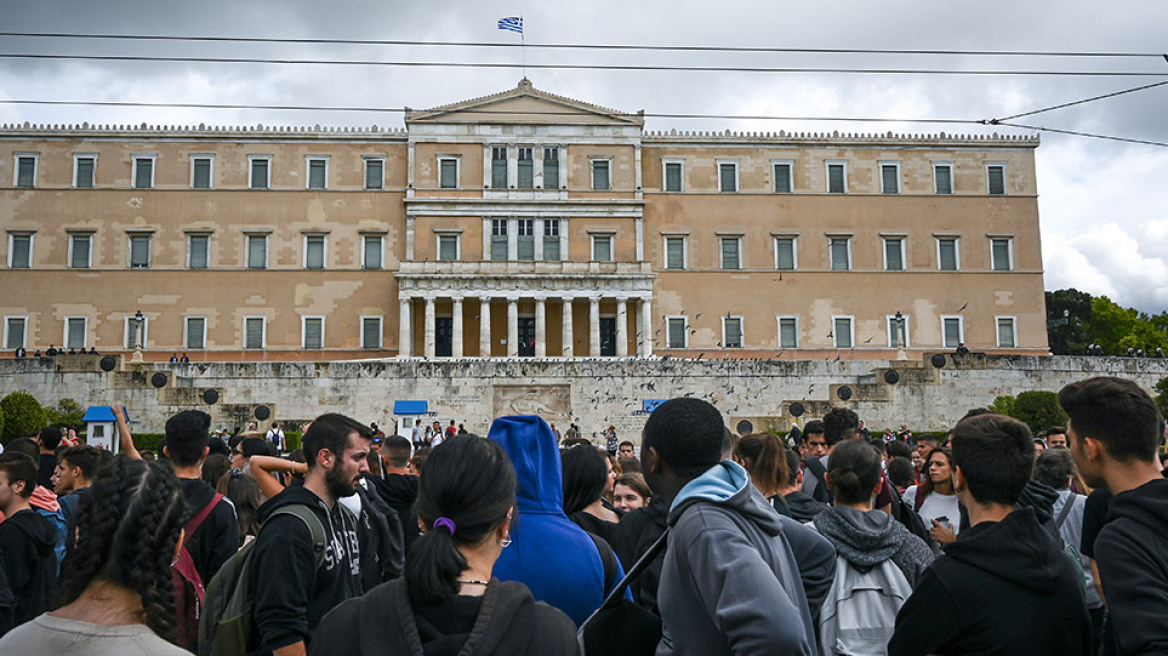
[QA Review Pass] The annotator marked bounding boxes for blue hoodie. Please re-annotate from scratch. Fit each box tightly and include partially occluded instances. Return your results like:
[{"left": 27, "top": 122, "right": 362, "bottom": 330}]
[{"left": 489, "top": 415, "right": 623, "bottom": 626}]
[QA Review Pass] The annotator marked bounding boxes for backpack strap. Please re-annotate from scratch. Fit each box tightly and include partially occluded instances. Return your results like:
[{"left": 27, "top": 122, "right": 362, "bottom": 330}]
[
  {"left": 581, "top": 528, "right": 670, "bottom": 629},
  {"left": 187, "top": 493, "right": 224, "bottom": 537},
  {"left": 1055, "top": 495, "right": 1077, "bottom": 529},
  {"left": 913, "top": 489, "right": 926, "bottom": 513},
  {"left": 586, "top": 531, "right": 619, "bottom": 594},
  {"left": 265, "top": 505, "right": 327, "bottom": 569}
]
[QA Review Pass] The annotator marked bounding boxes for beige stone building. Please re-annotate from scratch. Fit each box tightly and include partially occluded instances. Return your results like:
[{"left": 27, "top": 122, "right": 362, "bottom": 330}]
[{"left": 1, "top": 80, "right": 1047, "bottom": 362}]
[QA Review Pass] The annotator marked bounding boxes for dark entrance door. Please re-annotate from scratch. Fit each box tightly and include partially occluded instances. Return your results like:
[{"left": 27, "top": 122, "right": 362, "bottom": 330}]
[
  {"left": 518, "top": 318, "right": 536, "bottom": 356},
  {"left": 600, "top": 318, "right": 617, "bottom": 356},
  {"left": 435, "top": 318, "right": 452, "bottom": 357}
]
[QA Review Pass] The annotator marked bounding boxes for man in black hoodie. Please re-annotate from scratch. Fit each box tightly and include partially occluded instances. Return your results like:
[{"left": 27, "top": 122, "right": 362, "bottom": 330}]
[
  {"left": 889, "top": 413, "right": 1090, "bottom": 656},
  {"left": 0, "top": 452, "right": 57, "bottom": 636},
  {"left": 1060, "top": 376, "right": 1168, "bottom": 655},
  {"left": 251, "top": 413, "right": 372, "bottom": 656}
]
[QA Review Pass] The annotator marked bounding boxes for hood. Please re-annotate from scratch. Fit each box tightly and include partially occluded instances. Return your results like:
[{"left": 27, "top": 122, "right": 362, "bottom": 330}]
[
  {"left": 943, "top": 507, "right": 1066, "bottom": 593},
  {"left": 488, "top": 415, "right": 563, "bottom": 514},
  {"left": 785, "top": 490, "right": 830, "bottom": 522},
  {"left": 370, "top": 473, "right": 419, "bottom": 504},
  {"left": 257, "top": 484, "right": 331, "bottom": 522},
  {"left": 669, "top": 461, "right": 782, "bottom": 535},
  {"left": 1017, "top": 479, "right": 1059, "bottom": 523},
  {"left": 6, "top": 509, "right": 58, "bottom": 557},
  {"left": 813, "top": 506, "right": 902, "bottom": 569},
  {"left": 29, "top": 485, "right": 60, "bottom": 513},
  {"left": 1107, "top": 478, "right": 1168, "bottom": 542}
]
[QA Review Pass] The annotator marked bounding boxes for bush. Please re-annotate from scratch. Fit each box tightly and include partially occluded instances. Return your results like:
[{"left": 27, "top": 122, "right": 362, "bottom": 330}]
[
  {"left": 1010, "top": 391, "right": 1067, "bottom": 436},
  {"left": 44, "top": 398, "right": 86, "bottom": 432},
  {"left": 1155, "top": 377, "right": 1168, "bottom": 420},
  {"left": 130, "top": 433, "right": 167, "bottom": 453},
  {"left": 1, "top": 391, "right": 47, "bottom": 444},
  {"left": 285, "top": 431, "right": 303, "bottom": 452},
  {"left": 988, "top": 395, "right": 1017, "bottom": 418}
]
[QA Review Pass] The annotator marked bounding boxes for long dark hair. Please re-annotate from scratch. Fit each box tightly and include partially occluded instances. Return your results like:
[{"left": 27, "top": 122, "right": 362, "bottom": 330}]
[
  {"left": 217, "top": 470, "right": 263, "bottom": 539},
  {"left": 734, "top": 432, "right": 790, "bottom": 494},
  {"left": 406, "top": 435, "right": 516, "bottom": 604},
  {"left": 57, "top": 455, "right": 187, "bottom": 643},
  {"left": 561, "top": 444, "right": 607, "bottom": 516},
  {"left": 920, "top": 447, "right": 954, "bottom": 497}
]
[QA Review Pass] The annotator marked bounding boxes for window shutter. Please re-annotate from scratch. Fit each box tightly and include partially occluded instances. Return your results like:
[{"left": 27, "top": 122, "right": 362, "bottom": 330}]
[
  {"left": 992, "top": 239, "right": 1011, "bottom": 270},
  {"left": 11, "top": 235, "right": 30, "bottom": 268},
  {"left": 364, "top": 237, "right": 382, "bottom": 269},
  {"left": 67, "top": 319, "right": 86, "bottom": 349},
  {"left": 939, "top": 240, "right": 957, "bottom": 270},
  {"left": 189, "top": 235, "right": 208, "bottom": 269},
  {"left": 665, "top": 163, "right": 682, "bottom": 192},
  {"left": 251, "top": 160, "right": 268, "bottom": 189},
  {"left": 249, "top": 236, "right": 266, "bottom": 269},
  {"left": 882, "top": 166, "right": 898, "bottom": 194},
  {"left": 77, "top": 158, "right": 95, "bottom": 188},
  {"left": 440, "top": 160, "right": 458, "bottom": 188},
  {"left": 885, "top": 239, "right": 903, "bottom": 270},
  {"left": 834, "top": 318, "right": 852, "bottom": 348},
  {"left": 308, "top": 161, "right": 326, "bottom": 189},
  {"left": 988, "top": 166, "right": 1005, "bottom": 195},
  {"left": 193, "top": 159, "right": 211, "bottom": 188},
  {"left": 776, "top": 239, "right": 794, "bottom": 270},
  {"left": 666, "top": 238, "right": 684, "bottom": 269},
  {"left": 130, "top": 236, "right": 150, "bottom": 268},
  {"left": 5, "top": 318, "right": 26, "bottom": 349},
  {"left": 134, "top": 160, "right": 152, "bottom": 189},
  {"left": 831, "top": 239, "right": 849, "bottom": 270},
  {"left": 365, "top": 160, "right": 383, "bottom": 190},
  {"left": 16, "top": 158, "right": 35, "bottom": 187},
  {"left": 780, "top": 318, "right": 798, "bottom": 348},
  {"left": 71, "top": 236, "right": 90, "bottom": 269},
  {"left": 668, "top": 319, "right": 685, "bottom": 348},
  {"left": 492, "top": 147, "right": 507, "bottom": 188},
  {"left": 828, "top": 165, "right": 845, "bottom": 193},
  {"left": 936, "top": 166, "right": 953, "bottom": 194},
  {"left": 719, "top": 164, "right": 736, "bottom": 192},
  {"left": 774, "top": 164, "right": 791, "bottom": 193},
  {"left": 305, "top": 319, "right": 322, "bottom": 348},
  {"left": 186, "top": 318, "right": 205, "bottom": 349},
  {"left": 305, "top": 237, "right": 325, "bottom": 269},
  {"left": 363, "top": 318, "right": 381, "bottom": 348},
  {"left": 246, "top": 319, "right": 263, "bottom": 348}
]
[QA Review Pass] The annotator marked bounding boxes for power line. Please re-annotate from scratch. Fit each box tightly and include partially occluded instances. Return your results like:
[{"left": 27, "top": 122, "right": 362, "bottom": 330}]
[
  {"left": 0, "top": 31, "right": 1162, "bottom": 59},
  {"left": 1, "top": 52, "right": 1164, "bottom": 77},
  {"left": 990, "top": 79, "right": 1168, "bottom": 123},
  {"left": 995, "top": 121, "right": 1168, "bottom": 148}
]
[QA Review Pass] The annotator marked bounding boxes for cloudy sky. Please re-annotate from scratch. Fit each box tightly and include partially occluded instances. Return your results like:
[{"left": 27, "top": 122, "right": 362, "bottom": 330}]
[{"left": 3, "top": 1, "right": 1166, "bottom": 312}]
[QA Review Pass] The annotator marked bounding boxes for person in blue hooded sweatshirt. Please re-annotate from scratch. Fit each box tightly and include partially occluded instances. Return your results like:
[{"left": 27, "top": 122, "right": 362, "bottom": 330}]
[
  {"left": 644, "top": 398, "right": 837, "bottom": 656},
  {"left": 488, "top": 415, "right": 626, "bottom": 626}
]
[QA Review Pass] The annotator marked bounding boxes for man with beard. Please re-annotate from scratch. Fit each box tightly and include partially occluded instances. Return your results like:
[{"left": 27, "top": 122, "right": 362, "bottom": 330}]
[{"left": 250, "top": 414, "right": 372, "bottom": 656}]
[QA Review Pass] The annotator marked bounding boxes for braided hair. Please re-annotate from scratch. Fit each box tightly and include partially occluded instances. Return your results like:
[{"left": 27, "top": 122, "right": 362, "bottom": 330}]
[{"left": 57, "top": 454, "right": 187, "bottom": 643}]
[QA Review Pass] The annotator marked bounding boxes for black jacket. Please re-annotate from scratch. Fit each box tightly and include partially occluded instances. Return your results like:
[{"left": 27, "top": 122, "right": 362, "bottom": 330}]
[
  {"left": 889, "top": 508, "right": 1090, "bottom": 656},
  {"left": 250, "top": 485, "right": 362, "bottom": 654},
  {"left": 0, "top": 509, "right": 57, "bottom": 636},
  {"left": 614, "top": 500, "right": 668, "bottom": 612},
  {"left": 368, "top": 473, "right": 420, "bottom": 553},
  {"left": 309, "top": 578, "right": 576, "bottom": 656},
  {"left": 1094, "top": 478, "right": 1168, "bottom": 655},
  {"left": 178, "top": 477, "right": 238, "bottom": 584}
]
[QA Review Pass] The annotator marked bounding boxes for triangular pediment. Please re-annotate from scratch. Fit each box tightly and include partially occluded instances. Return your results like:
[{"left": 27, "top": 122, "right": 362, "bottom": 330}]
[{"left": 405, "top": 79, "right": 643, "bottom": 126}]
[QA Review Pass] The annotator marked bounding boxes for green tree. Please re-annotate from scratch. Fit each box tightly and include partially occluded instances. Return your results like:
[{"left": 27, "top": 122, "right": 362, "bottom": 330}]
[
  {"left": 1045, "top": 288, "right": 1093, "bottom": 355},
  {"left": 44, "top": 398, "right": 86, "bottom": 431},
  {"left": 0, "top": 391, "right": 48, "bottom": 444},
  {"left": 1011, "top": 391, "right": 1068, "bottom": 436},
  {"left": 988, "top": 395, "right": 1016, "bottom": 417},
  {"left": 1155, "top": 377, "right": 1168, "bottom": 419}
]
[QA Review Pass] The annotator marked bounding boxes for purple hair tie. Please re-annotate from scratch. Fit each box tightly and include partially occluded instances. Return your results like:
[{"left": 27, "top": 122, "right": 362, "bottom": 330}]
[{"left": 433, "top": 517, "right": 456, "bottom": 535}]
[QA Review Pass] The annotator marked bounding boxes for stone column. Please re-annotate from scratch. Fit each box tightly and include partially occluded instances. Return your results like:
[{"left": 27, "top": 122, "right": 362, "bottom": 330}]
[
  {"left": 451, "top": 297, "right": 463, "bottom": 358},
  {"left": 589, "top": 296, "right": 601, "bottom": 357},
  {"left": 616, "top": 296, "right": 629, "bottom": 357},
  {"left": 562, "top": 298, "right": 574, "bottom": 357},
  {"left": 479, "top": 297, "right": 492, "bottom": 357},
  {"left": 640, "top": 297, "right": 653, "bottom": 357},
  {"left": 423, "top": 296, "right": 436, "bottom": 358},
  {"left": 535, "top": 296, "right": 547, "bottom": 358},
  {"left": 507, "top": 297, "right": 519, "bottom": 357},
  {"left": 398, "top": 297, "right": 412, "bottom": 357}
]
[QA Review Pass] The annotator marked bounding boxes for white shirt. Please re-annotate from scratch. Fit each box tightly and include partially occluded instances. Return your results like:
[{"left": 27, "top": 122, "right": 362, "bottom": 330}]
[{"left": 903, "top": 485, "right": 961, "bottom": 535}]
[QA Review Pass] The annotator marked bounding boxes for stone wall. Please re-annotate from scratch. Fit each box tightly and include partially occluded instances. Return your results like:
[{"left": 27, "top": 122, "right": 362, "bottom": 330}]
[{"left": 3, "top": 353, "right": 1166, "bottom": 440}]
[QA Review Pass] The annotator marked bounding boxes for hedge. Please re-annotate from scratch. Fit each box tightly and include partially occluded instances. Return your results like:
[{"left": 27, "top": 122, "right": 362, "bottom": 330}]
[{"left": 1, "top": 391, "right": 47, "bottom": 444}]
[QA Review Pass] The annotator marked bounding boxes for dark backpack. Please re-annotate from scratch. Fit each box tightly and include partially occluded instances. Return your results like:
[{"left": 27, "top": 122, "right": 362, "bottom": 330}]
[
  {"left": 889, "top": 485, "right": 931, "bottom": 544},
  {"left": 198, "top": 504, "right": 326, "bottom": 656},
  {"left": 804, "top": 457, "right": 832, "bottom": 504},
  {"left": 173, "top": 493, "right": 222, "bottom": 651},
  {"left": 354, "top": 484, "right": 404, "bottom": 590}
]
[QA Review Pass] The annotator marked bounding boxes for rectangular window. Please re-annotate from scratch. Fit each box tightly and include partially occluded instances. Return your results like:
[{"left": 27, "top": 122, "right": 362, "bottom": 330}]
[
  {"left": 247, "top": 234, "right": 268, "bottom": 269},
  {"left": 880, "top": 163, "right": 900, "bottom": 194},
  {"left": 490, "top": 219, "right": 508, "bottom": 260},
  {"left": 938, "top": 238, "right": 959, "bottom": 271},
  {"left": 439, "top": 158, "right": 458, "bottom": 189},
  {"left": 303, "top": 317, "right": 324, "bottom": 349},
  {"left": 775, "top": 237, "right": 796, "bottom": 271},
  {"left": 667, "top": 317, "right": 687, "bottom": 349},
  {"left": 66, "top": 317, "right": 87, "bottom": 349},
  {"left": 991, "top": 237, "right": 1013, "bottom": 271},
  {"left": 438, "top": 234, "right": 459, "bottom": 261},
  {"left": 188, "top": 234, "right": 210, "bottom": 269},
  {"left": 718, "top": 161, "right": 738, "bottom": 192},
  {"left": 834, "top": 317, "right": 854, "bottom": 349},
  {"left": 249, "top": 157, "right": 270, "bottom": 190},
  {"left": 133, "top": 157, "right": 154, "bottom": 189},
  {"left": 664, "top": 161, "right": 683, "bottom": 192},
  {"left": 185, "top": 317, "right": 206, "bottom": 349},
  {"left": 997, "top": 317, "right": 1017, "bottom": 348},
  {"left": 8, "top": 233, "right": 32, "bottom": 268},
  {"left": 129, "top": 234, "right": 152, "bottom": 269},
  {"left": 773, "top": 162, "right": 793, "bottom": 193},
  {"left": 543, "top": 147, "right": 560, "bottom": 189},
  {"left": 70, "top": 233, "right": 92, "bottom": 269},
  {"left": 517, "top": 147, "right": 534, "bottom": 189},
  {"left": 665, "top": 237, "right": 685, "bottom": 270},
  {"left": 191, "top": 156, "right": 212, "bottom": 189},
  {"left": 363, "top": 235, "right": 383, "bottom": 269},
  {"left": 307, "top": 158, "right": 328, "bottom": 190},
  {"left": 361, "top": 316, "right": 383, "bottom": 349},
  {"left": 830, "top": 237, "right": 851, "bottom": 271},
  {"left": 935, "top": 163, "right": 953, "bottom": 195},
  {"left": 592, "top": 160, "right": 611, "bottom": 191},
  {"left": 887, "top": 315, "right": 910, "bottom": 348},
  {"left": 516, "top": 219, "right": 535, "bottom": 261},
  {"left": 720, "top": 237, "right": 741, "bottom": 270},
  {"left": 15, "top": 156, "right": 36, "bottom": 188},
  {"left": 884, "top": 237, "right": 905, "bottom": 271},
  {"left": 304, "top": 235, "right": 326, "bottom": 269},
  {"left": 75, "top": 156, "right": 96, "bottom": 189},
  {"left": 942, "top": 316, "right": 964, "bottom": 348},
  {"left": 124, "top": 316, "right": 150, "bottom": 349},
  {"left": 987, "top": 164, "right": 1006, "bottom": 195},
  {"left": 244, "top": 317, "right": 265, "bottom": 349},
  {"left": 491, "top": 146, "right": 508, "bottom": 189},
  {"left": 779, "top": 317, "right": 798, "bottom": 348},
  {"left": 592, "top": 235, "right": 612, "bottom": 262},
  {"left": 723, "top": 317, "right": 743, "bottom": 348},
  {"left": 827, "top": 162, "right": 846, "bottom": 193},
  {"left": 364, "top": 158, "right": 384, "bottom": 190},
  {"left": 542, "top": 219, "right": 561, "bottom": 260},
  {"left": 4, "top": 317, "right": 27, "bottom": 349}
]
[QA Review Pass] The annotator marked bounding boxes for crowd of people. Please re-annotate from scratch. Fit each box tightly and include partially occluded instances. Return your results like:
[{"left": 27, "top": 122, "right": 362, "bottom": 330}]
[{"left": 0, "top": 374, "right": 1165, "bottom": 654}]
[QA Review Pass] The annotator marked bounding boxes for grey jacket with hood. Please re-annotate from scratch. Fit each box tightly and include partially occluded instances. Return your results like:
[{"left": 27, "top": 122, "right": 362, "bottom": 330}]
[
  {"left": 657, "top": 461, "right": 836, "bottom": 656},
  {"left": 812, "top": 506, "right": 934, "bottom": 588}
]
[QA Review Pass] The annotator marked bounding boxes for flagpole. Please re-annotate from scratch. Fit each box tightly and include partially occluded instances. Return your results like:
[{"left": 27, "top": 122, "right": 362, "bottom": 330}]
[{"left": 521, "top": 15, "right": 527, "bottom": 79}]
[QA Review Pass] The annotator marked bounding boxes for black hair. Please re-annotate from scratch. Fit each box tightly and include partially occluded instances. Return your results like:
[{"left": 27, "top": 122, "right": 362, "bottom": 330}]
[
  {"left": 886, "top": 440, "right": 912, "bottom": 460},
  {"left": 734, "top": 433, "right": 789, "bottom": 494},
  {"left": 216, "top": 470, "right": 263, "bottom": 539},
  {"left": 784, "top": 448, "right": 801, "bottom": 487},
  {"left": 1033, "top": 448, "right": 1075, "bottom": 490},
  {"left": 1059, "top": 376, "right": 1162, "bottom": 463},
  {"left": 561, "top": 445, "right": 608, "bottom": 516},
  {"left": 561, "top": 437, "right": 592, "bottom": 449},
  {"left": 227, "top": 434, "right": 245, "bottom": 451},
  {"left": 1047, "top": 426, "right": 1067, "bottom": 436},
  {"left": 619, "top": 440, "right": 635, "bottom": 449},
  {"left": 917, "top": 435, "right": 940, "bottom": 447},
  {"left": 58, "top": 455, "right": 186, "bottom": 643},
  {"left": 5, "top": 437, "right": 40, "bottom": 461},
  {"left": 642, "top": 397, "right": 725, "bottom": 479},
  {"left": 826, "top": 440, "right": 884, "bottom": 505},
  {"left": 303, "top": 413, "right": 373, "bottom": 468},
  {"left": 802, "top": 420, "right": 826, "bottom": 437},
  {"left": 201, "top": 453, "right": 231, "bottom": 487},
  {"left": 0, "top": 452, "right": 38, "bottom": 498},
  {"left": 960, "top": 407, "right": 993, "bottom": 421},
  {"left": 206, "top": 436, "right": 231, "bottom": 458},
  {"left": 59, "top": 445, "right": 103, "bottom": 482},
  {"left": 383, "top": 435, "right": 412, "bottom": 468},
  {"left": 868, "top": 438, "right": 887, "bottom": 454},
  {"left": 237, "top": 437, "right": 270, "bottom": 460},
  {"left": 822, "top": 408, "right": 859, "bottom": 446},
  {"left": 39, "top": 426, "right": 63, "bottom": 450},
  {"left": 950, "top": 413, "right": 1034, "bottom": 506},
  {"left": 163, "top": 410, "right": 211, "bottom": 467},
  {"left": 887, "top": 457, "right": 916, "bottom": 490},
  {"left": 406, "top": 435, "right": 515, "bottom": 604}
]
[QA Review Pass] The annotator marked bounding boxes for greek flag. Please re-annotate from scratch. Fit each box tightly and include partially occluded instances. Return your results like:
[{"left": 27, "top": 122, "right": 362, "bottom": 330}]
[{"left": 498, "top": 16, "right": 523, "bottom": 34}]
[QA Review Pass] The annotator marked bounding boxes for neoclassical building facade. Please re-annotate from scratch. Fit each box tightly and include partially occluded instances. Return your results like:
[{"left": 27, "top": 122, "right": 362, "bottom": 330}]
[{"left": 0, "top": 80, "right": 1048, "bottom": 361}]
